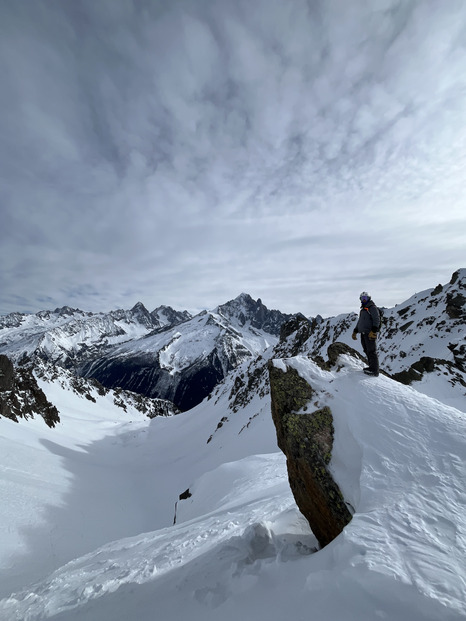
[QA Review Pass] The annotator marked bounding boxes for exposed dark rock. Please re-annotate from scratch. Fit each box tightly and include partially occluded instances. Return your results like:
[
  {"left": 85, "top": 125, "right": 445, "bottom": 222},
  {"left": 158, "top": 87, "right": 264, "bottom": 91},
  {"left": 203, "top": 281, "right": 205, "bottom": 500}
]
[
  {"left": 327, "top": 342, "right": 365, "bottom": 369},
  {"left": 391, "top": 368, "right": 422, "bottom": 385},
  {"left": 279, "top": 313, "right": 311, "bottom": 342},
  {"left": 446, "top": 292, "right": 466, "bottom": 319},
  {"left": 0, "top": 356, "right": 60, "bottom": 427},
  {"left": 217, "top": 293, "right": 291, "bottom": 336},
  {"left": 80, "top": 348, "right": 228, "bottom": 412},
  {"left": 448, "top": 343, "right": 466, "bottom": 373},
  {"left": 395, "top": 357, "right": 466, "bottom": 388},
  {"left": 276, "top": 314, "right": 313, "bottom": 358},
  {"left": 450, "top": 270, "right": 460, "bottom": 285},
  {"left": 392, "top": 356, "right": 447, "bottom": 385},
  {"left": 411, "top": 357, "right": 436, "bottom": 374},
  {"left": 150, "top": 305, "right": 191, "bottom": 328},
  {"left": 228, "top": 359, "right": 268, "bottom": 413},
  {"left": 0, "top": 354, "right": 15, "bottom": 391},
  {"left": 397, "top": 305, "right": 412, "bottom": 317},
  {"left": 129, "top": 302, "right": 154, "bottom": 328},
  {"left": 268, "top": 361, "right": 352, "bottom": 548},
  {"left": 399, "top": 320, "right": 415, "bottom": 332}
]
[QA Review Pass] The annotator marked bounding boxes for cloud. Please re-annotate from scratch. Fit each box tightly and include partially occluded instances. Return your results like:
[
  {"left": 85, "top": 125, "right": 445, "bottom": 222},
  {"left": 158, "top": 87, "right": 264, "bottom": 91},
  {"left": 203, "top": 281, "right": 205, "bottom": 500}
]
[{"left": 1, "top": 0, "right": 466, "bottom": 317}]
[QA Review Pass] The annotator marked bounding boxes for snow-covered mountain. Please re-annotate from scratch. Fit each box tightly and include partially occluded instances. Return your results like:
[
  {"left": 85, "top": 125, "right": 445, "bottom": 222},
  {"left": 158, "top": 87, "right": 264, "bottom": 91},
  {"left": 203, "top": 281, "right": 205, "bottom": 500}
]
[
  {"left": 301, "top": 268, "right": 465, "bottom": 409},
  {"left": 0, "top": 277, "right": 465, "bottom": 619},
  {"left": 0, "top": 302, "right": 191, "bottom": 366},
  {"left": 0, "top": 294, "right": 290, "bottom": 411},
  {"left": 0, "top": 271, "right": 465, "bottom": 620},
  {"left": 80, "top": 293, "right": 289, "bottom": 411},
  {"left": 2, "top": 273, "right": 463, "bottom": 412}
]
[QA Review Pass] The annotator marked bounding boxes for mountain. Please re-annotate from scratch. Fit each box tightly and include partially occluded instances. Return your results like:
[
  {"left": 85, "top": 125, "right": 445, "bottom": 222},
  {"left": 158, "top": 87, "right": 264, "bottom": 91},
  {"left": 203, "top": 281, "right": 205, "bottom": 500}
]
[
  {"left": 0, "top": 273, "right": 465, "bottom": 619},
  {"left": 79, "top": 293, "right": 291, "bottom": 411},
  {"left": 0, "top": 354, "right": 59, "bottom": 428},
  {"left": 0, "top": 353, "right": 179, "bottom": 431},
  {"left": 0, "top": 302, "right": 191, "bottom": 367},
  {"left": 1, "top": 273, "right": 464, "bottom": 413},
  {"left": 302, "top": 268, "right": 465, "bottom": 409},
  {"left": 0, "top": 294, "right": 291, "bottom": 412}
]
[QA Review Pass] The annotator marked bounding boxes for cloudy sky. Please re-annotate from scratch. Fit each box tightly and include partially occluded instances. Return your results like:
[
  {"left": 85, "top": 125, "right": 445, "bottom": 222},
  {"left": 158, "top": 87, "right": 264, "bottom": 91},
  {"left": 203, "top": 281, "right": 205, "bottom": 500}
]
[{"left": 1, "top": 0, "right": 465, "bottom": 318}]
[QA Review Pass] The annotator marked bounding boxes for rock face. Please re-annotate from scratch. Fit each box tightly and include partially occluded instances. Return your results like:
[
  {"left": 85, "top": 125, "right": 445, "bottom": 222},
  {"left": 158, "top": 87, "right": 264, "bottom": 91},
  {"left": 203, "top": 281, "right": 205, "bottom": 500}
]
[
  {"left": 275, "top": 313, "right": 313, "bottom": 358},
  {"left": 268, "top": 361, "right": 352, "bottom": 548},
  {"left": 0, "top": 355, "right": 60, "bottom": 427},
  {"left": 0, "top": 354, "right": 15, "bottom": 391}
]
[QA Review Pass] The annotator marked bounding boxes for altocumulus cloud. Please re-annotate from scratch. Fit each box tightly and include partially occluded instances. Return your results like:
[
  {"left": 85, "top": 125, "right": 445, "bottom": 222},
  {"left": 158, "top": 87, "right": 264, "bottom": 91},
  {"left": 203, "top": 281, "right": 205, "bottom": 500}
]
[{"left": 1, "top": 0, "right": 465, "bottom": 317}]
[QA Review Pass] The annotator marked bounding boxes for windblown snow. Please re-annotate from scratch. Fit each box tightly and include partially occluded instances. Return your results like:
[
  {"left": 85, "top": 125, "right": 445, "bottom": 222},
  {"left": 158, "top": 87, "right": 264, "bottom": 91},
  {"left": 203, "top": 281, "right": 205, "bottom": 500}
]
[{"left": 0, "top": 348, "right": 465, "bottom": 620}]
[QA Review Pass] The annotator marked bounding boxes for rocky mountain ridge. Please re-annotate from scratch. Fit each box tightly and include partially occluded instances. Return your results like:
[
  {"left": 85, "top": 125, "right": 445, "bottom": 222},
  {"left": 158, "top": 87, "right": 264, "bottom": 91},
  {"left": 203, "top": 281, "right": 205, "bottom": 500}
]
[
  {"left": 304, "top": 269, "right": 465, "bottom": 399},
  {"left": 0, "top": 354, "right": 60, "bottom": 428},
  {"left": 208, "top": 269, "right": 465, "bottom": 431},
  {"left": 1, "top": 271, "right": 464, "bottom": 416},
  {"left": 0, "top": 302, "right": 192, "bottom": 365},
  {"left": 78, "top": 295, "right": 291, "bottom": 411},
  {"left": 0, "top": 354, "right": 180, "bottom": 427},
  {"left": 0, "top": 294, "right": 291, "bottom": 412}
]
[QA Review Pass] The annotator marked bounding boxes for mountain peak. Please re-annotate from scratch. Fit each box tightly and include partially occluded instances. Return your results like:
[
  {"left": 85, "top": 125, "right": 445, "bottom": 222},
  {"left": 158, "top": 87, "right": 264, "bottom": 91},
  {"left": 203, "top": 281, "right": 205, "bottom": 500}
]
[
  {"left": 53, "top": 306, "right": 82, "bottom": 317},
  {"left": 130, "top": 302, "right": 149, "bottom": 313},
  {"left": 151, "top": 306, "right": 192, "bottom": 328},
  {"left": 235, "top": 292, "right": 254, "bottom": 304},
  {"left": 217, "top": 294, "right": 291, "bottom": 336}
]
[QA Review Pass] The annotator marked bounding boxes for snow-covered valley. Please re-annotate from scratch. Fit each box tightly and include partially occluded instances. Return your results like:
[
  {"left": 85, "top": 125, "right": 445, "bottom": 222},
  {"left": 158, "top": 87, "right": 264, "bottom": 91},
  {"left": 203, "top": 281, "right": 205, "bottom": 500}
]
[{"left": 0, "top": 274, "right": 465, "bottom": 620}]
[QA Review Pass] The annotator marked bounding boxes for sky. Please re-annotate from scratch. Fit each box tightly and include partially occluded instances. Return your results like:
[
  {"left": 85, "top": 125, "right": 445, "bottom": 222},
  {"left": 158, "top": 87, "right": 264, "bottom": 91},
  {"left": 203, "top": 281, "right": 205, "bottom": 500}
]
[{"left": 1, "top": 0, "right": 465, "bottom": 319}]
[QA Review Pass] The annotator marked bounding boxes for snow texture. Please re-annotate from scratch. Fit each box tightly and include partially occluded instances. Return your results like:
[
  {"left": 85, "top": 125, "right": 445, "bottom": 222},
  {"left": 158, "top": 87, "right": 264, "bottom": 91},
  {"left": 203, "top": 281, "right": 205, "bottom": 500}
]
[{"left": 0, "top": 345, "right": 465, "bottom": 620}]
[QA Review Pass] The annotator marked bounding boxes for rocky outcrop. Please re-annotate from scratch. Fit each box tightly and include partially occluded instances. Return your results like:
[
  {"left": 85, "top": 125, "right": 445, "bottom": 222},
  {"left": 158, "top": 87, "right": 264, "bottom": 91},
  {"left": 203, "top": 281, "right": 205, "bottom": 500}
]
[
  {"left": 0, "top": 354, "right": 15, "bottom": 391},
  {"left": 327, "top": 341, "right": 365, "bottom": 369},
  {"left": 391, "top": 356, "right": 466, "bottom": 388},
  {"left": 268, "top": 361, "right": 352, "bottom": 548},
  {"left": 446, "top": 291, "right": 466, "bottom": 319},
  {"left": 0, "top": 355, "right": 60, "bottom": 427},
  {"left": 274, "top": 313, "right": 313, "bottom": 358}
]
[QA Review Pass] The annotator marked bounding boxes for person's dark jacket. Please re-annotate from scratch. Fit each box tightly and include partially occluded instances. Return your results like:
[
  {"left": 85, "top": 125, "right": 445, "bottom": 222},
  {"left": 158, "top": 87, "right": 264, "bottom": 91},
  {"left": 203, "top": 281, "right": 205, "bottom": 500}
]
[{"left": 354, "top": 299, "right": 380, "bottom": 334}]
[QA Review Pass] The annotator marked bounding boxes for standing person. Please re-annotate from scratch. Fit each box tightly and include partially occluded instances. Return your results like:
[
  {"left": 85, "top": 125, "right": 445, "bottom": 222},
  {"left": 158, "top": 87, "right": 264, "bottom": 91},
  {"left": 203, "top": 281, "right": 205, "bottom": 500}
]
[{"left": 352, "top": 291, "right": 380, "bottom": 377}]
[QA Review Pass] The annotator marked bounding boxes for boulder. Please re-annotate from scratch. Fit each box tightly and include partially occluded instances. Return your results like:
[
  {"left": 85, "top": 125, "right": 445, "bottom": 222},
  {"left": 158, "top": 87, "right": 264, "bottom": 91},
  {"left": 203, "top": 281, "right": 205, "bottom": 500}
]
[
  {"left": 268, "top": 361, "right": 352, "bottom": 548},
  {"left": 327, "top": 341, "right": 365, "bottom": 368}
]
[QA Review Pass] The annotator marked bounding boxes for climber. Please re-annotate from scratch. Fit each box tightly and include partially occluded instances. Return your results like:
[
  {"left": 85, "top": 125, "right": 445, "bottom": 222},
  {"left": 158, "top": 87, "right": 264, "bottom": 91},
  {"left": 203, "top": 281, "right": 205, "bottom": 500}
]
[{"left": 352, "top": 291, "right": 380, "bottom": 377}]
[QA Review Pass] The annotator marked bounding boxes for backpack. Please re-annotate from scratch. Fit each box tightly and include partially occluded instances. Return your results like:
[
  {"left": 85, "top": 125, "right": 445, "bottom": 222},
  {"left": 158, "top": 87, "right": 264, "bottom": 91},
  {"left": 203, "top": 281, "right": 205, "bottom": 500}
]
[
  {"left": 376, "top": 306, "right": 385, "bottom": 331},
  {"left": 363, "top": 305, "right": 385, "bottom": 331}
]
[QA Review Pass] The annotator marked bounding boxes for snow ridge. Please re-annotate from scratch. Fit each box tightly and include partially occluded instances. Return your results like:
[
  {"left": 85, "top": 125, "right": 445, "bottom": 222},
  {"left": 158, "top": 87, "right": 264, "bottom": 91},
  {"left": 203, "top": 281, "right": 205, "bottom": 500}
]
[{"left": 0, "top": 274, "right": 465, "bottom": 620}]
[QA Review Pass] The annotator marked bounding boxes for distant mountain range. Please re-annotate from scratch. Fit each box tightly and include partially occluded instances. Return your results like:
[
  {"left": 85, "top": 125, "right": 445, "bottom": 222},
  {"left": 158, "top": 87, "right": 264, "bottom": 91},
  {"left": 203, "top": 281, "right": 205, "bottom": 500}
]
[
  {"left": 1, "top": 270, "right": 464, "bottom": 619},
  {"left": 0, "top": 293, "right": 290, "bottom": 410},
  {"left": 0, "top": 270, "right": 464, "bottom": 412}
]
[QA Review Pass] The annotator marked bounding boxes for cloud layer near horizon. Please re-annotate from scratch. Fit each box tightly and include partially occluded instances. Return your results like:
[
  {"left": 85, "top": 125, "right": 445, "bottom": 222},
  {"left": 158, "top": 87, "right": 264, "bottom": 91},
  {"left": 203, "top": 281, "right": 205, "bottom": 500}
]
[{"left": 1, "top": 0, "right": 466, "bottom": 317}]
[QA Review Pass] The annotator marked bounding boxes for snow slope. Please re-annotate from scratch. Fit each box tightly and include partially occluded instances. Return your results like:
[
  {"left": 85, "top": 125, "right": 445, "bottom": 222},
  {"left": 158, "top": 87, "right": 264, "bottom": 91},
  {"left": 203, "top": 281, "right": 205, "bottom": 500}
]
[
  {"left": 0, "top": 304, "right": 190, "bottom": 364},
  {"left": 305, "top": 269, "right": 466, "bottom": 411},
  {"left": 1, "top": 349, "right": 465, "bottom": 620}
]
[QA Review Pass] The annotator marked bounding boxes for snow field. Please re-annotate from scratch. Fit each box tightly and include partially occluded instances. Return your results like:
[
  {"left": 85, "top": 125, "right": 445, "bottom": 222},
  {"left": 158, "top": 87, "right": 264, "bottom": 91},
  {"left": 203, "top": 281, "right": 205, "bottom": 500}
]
[{"left": 0, "top": 350, "right": 465, "bottom": 620}]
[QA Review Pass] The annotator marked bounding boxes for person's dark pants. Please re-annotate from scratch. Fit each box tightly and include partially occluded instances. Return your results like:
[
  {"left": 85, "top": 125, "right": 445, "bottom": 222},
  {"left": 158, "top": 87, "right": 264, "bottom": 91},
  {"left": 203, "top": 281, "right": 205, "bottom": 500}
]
[{"left": 360, "top": 333, "right": 379, "bottom": 373}]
